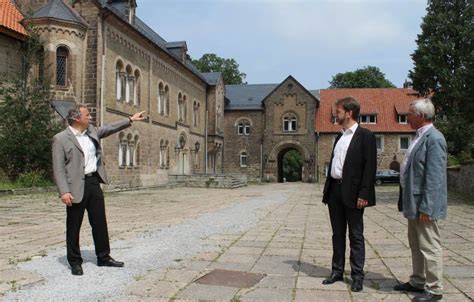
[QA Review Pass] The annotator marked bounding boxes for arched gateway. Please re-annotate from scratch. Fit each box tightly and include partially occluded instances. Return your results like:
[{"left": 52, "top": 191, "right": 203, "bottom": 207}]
[{"left": 266, "top": 141, "right": 313, "bottom": 182}]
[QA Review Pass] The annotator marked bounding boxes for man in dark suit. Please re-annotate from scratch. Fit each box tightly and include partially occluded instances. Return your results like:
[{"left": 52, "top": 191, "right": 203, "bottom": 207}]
[
  {"left": 322, "top": 96, "right": 377, "bottom": 292},
  {"left": 52, "top": 103, "right": 145, "bottom": 275}
]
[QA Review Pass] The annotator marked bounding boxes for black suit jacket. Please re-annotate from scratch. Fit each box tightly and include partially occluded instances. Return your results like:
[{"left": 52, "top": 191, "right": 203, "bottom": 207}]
[{"left": 322, "top": 126, "right": 377, "bottom": 208}]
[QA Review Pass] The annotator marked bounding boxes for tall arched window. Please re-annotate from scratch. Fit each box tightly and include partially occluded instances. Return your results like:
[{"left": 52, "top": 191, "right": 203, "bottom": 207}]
[
  {"left": 125, "top": 65, "right": 134, "bottom": 104},
  {"left": 56, "top": 46, "right": 69, "bottom": 86},
  {"left": 158, "top": 82, "right": 164, "bottom": 115},
  {"left": 134, "top": 69, "right": 140, "bottom": 106},
  {"left": 159, "top": 139, "right": 165, "bottom": 168},
  {"left": 115, "top": 61, "right": 125, "bottom": 101},
  {"left": 193, "top": 101, "right": 200, "bottom": 127},
  {"left": 133, "top": 134, "right": 140, "bottom": 166},
  {"left": 283, "top": 113, "right": 298, "bottom": 132},
  {"left": 118, "top": 132, "right": 127, "bottom": 167},
  {"left": 165, "top": 85, "right": 170, "bottom": 116},
  {"left": 178, "top": 93, "right": 183, "bottom": 122},
  {"left": 183, "top": 95, "right": 187, "bottom": 123}
]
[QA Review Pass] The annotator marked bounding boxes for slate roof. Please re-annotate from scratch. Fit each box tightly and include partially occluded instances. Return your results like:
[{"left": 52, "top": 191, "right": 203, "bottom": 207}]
[
  {"left": 225, "top": 84, "right": 279, "bottom": 110},
  {"left": 95, "top": 0, "right": 206, "bottom": 82},
  {"left": 201, "top": 72, "right": 222, "bottom": 86},
  {"left": 0, "top": 0, "right": 27, "bottom": 38},
  {"left": 32, "top": 0, "right": 87, "bottom": 27},
  {"left": 316, "top": 88, "right": 420, "bottom": 133}
]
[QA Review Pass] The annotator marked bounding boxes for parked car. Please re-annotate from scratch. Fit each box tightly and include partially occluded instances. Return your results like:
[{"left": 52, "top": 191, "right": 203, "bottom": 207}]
[{"left": 375, "top": 169, "right": 400, "bottom": 185}]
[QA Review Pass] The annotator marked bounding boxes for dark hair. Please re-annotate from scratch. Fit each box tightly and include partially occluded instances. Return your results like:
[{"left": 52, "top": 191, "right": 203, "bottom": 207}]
[
  {"left": 66, "top": 103, "right": 87, "bottom": 125},
  {"left": 335, "top": 96, "right": 360, "bottom": 121}
]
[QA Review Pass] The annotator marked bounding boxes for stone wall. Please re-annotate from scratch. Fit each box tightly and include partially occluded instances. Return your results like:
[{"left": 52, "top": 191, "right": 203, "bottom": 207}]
[
  {"left": 0, "top": 35, "right": 22, "bottom": 83},
  {"left": 448, "top": 160, "right": 474, "bottom": 197},
  {"left": 223, "top": 110, "right": 264, "bottom": 181}
]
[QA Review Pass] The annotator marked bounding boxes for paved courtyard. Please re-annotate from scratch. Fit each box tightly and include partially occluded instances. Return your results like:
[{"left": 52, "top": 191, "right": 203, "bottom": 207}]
[{"left": 0, "top": 183, "right": 473, "bottom": 301}]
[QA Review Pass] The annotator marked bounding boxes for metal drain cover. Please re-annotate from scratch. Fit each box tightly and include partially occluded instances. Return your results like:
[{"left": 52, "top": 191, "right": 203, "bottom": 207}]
[{"left": 194, "top": 269, "right": 266, "bottom": 288}]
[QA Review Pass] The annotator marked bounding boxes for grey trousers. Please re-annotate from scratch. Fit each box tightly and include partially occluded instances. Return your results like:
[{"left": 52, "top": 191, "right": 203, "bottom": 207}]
[{"left": 407, "top": 218, "right": 443, "bottom": 295}]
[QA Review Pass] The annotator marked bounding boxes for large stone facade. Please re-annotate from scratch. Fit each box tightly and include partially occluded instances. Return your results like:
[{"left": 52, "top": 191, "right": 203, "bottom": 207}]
[
  {"left": 14, "top": 0, "right": 222, "bottom": 189},
  {"left": 224, "top": 76, "right": 318, "bottom": 182}
]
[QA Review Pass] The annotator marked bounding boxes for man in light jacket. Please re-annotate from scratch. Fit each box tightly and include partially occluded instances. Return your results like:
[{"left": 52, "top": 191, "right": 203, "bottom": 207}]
[
  {"left": 395, "top": 98, "right": 447, "bottom": 302},
  {"left": 53, "top": 103, "right": 145, "bottom": 275}
]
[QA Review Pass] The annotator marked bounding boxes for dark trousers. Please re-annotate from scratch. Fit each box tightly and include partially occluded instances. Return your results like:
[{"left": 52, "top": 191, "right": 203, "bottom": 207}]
[
  {"left": 327, "top": 180, "right": 365, "bottom": 280},
  {"left": 66, "top": 174, "right": 111, "bottom": 266}
]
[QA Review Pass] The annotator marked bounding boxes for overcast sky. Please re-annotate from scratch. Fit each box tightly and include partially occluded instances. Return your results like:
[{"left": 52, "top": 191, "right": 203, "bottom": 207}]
[{"left": 136, "top": 0, "right": 427, "bottom": 89}]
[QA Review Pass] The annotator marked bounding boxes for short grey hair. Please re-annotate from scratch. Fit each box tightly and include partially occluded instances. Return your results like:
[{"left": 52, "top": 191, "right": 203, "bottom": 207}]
[
  {"left": 66, "top": 103, "right": 87, "bottom": 125},
  {"left": 410, "top": 98, "right": 435, "bottom": 120}
]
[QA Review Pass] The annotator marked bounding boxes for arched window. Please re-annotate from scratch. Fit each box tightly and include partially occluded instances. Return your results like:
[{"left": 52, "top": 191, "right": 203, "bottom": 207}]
[
  {"left": 165, "top": 85, "right": 170, "bottom": 116},
  {"left": 183, "top": 95, "right": 187, "bottom": 123},
  {"left": 178, "top": 93, "right": 183, "bottom": 122},
  {"left": 125, "top": 65, "right": 134, "bottom": 104},
  {"left": 115, "top": 61, "right": 125, "bottom": 101},
  {"left": 133, "top": 134, "right": 139, "bottom": 166},
  {"left": 158, "top": 82, "right": 164, "bottom": 115},
  {"left": 283, "top": 113, "right": 298, "bottom": 132},
  {"left": 159, "top": 139, "right": 165, "bottom": 168},
  {"left": 56, "top": 46, "right": 68, "bottom": 86},
  {"left": 193, "top": 101, "right": 200, "bottom": 127},
  {"left": 134, "top": 69, "right": 140, "bottom": 106},
  {"left": 118, "top": 132, "right": 127, "bottom": 167},
  {"left": 237, "top": 119, "right": 251, "bottom": 135},
  {"left": 240, "top": 151, "right": 248, "bottom": 167},
  {"left": 166, "top": 143, "right": 170, "bottom": 169}
]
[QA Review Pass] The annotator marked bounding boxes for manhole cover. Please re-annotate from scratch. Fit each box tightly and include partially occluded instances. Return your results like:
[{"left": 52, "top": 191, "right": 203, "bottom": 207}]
[{"left": 194, "top": 269, "right": 266, "bottom": 288}]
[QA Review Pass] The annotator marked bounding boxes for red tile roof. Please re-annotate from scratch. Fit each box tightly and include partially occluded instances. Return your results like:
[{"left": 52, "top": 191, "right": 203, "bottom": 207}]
[
  {"left": 316, "top": 88, "right": 420, "bottom": 133},
  {"left": 0, "top": 0, "right": 27, "bottom": 39}
]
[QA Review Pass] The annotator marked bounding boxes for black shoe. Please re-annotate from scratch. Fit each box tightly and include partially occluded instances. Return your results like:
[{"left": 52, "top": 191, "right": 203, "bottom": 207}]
[
  {"left": 70, "top": 264, "right": 83, "bottom": 276},
  {"left": 322, "top": 273, "right": 343, "bottom": 285},
  {"left": 97, "top": 258, "right": 124, "bottom": 267},
  {"left": 351, "top": 279, "right": 363, "bottom": 292},
  {"left": 394, "top": 282, "right": 425, "bottom": 293},
  {"left": 413, "top": 291, "right": 442, "bottom": 302}
]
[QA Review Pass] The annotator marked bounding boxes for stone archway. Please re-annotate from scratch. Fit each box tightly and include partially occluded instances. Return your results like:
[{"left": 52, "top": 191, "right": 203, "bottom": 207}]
[
  {"left": 277, "top": 148, "right": 303, "bottom": 182},
  {"left": 266, "top": 140, "right": 312, "bottom": 182}
]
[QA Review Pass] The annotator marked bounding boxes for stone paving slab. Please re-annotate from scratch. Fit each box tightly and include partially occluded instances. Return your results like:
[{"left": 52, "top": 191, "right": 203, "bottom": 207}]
[{"left": 1, "top": 183, "right": 473, "bottom": 301}]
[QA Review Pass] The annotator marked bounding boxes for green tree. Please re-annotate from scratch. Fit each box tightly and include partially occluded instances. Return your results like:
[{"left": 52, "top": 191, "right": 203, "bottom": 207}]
[
  {"left": 282, "top": 150, "right": 303, "bottom": 182},
  {"left": 192, "top": 53, "right": 247, "bottom": 85},
  {"left": 329, "top": 66, "right": 396, "bottom": 88},
  {"left": 409, "top": 0, "right": 474, "bottom": 156},
  {"left": 0, "top": 30, "right": 60, "bottom": 181}
]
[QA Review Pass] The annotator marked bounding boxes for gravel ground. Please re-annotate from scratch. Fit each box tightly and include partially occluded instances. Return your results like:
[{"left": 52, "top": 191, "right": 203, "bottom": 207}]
[{"left": 3, "top": 191, "right": 289, "bottom": 301}]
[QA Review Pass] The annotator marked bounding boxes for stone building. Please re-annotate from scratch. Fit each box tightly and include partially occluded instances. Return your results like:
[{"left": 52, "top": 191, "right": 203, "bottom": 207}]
[
  {"left": 224, "top": 84, "right": 419, "bottom": 182},
  {"left": 224, "top": 76, "right": 319, "bottom": 182},
  {"left": 12, "top": 0, "right": 224, "bottom": 189},
  {"left": 4, "top": 0, "right": 419, "bottom": 186}
]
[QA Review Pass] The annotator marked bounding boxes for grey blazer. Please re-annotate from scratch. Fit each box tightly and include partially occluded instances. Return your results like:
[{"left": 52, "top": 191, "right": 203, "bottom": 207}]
[
  {"left": 52, "top": 119, "right": 131, "bottom": 203},
  {"left": 398, "top": 126, "right": 448, "bottom": 220}
]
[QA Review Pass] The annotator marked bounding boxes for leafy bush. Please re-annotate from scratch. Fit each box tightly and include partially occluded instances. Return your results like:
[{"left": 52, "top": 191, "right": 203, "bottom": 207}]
[{"left": 16, "top": 172, "right": 53, "bottom": 187}]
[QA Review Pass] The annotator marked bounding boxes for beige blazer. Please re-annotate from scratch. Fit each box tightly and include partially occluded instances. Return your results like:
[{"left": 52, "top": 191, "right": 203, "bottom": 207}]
[{"left": 52, "top": 119, "right": 131, "bottom": 203}]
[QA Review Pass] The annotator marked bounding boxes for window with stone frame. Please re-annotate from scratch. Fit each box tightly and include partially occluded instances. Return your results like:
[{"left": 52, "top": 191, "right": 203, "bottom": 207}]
[
  {"left": 283, "top": 113, "right": 298, "bottom": 132},
  {"left": 125, "top": 65, "right": 134, "bottom": 104},
  {"left": 118, "top": 132, "right": 127, "bottom": 167},
  {"left": 237, "top": 120, "right": 251, "bottom": 135},
  {"left": 159, "top": 139, "right": 165, "bottom": 168},
  {"left": 165, "top": 85, "right": 170, "bottom": 116},
  {"left": 193, "top": 101, "right": 200, "bottom": 127},
  {"left": 116, "top": 61, "right": 125, "bottom": 101},
  {"left": 56, "top": 46, "right": 68, "bottom": 86},
  {"left": 134, "top": 70, "right": 140, "bottom": 106},
  {"left": 158, "top": 82, "right": 164, "bottom": 115},
  {"left": 240, "top": 151, "right": 248, "bottom": 167},
  {"left": 178, "top": 93, "right": 183, "bottom": 122}
]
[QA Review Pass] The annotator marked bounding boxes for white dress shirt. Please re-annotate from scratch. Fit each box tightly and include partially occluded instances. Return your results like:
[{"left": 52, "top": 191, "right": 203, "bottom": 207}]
[
  {"left": 69, "top": 126, "right": 97, "bottom": 175},
  {"left": 400, "top": 123, "right": 433, "bottom": 188},
  {"left": 330, "top": 123, "right": 358, "bottom": 179}
]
